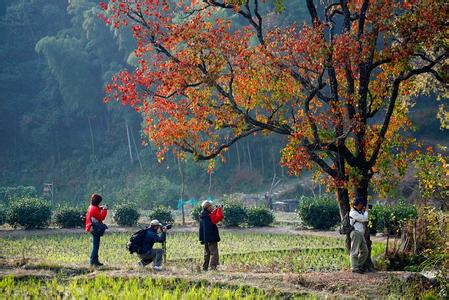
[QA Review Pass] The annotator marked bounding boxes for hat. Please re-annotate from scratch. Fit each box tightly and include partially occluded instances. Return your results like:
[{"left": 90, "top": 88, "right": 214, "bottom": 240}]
[
  {"left": 150, "top": 219, "right": 162, "bottom": 226},
  {"left": 201, "top": 200, "right": 212, "bottom": 209}
]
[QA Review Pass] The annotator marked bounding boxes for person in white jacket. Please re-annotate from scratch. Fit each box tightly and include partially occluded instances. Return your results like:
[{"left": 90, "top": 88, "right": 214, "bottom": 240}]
[{"left": 349, "top": 197, "right": 369, "bottom": 273}]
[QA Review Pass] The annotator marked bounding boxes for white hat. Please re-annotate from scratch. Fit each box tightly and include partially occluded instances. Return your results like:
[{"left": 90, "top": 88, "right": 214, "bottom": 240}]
[
  {"left": 150, "top": 219, "right": 162, "bottom": 226},
  {"left": 201, "top": 200, "right": 212, "bottom": 209}
]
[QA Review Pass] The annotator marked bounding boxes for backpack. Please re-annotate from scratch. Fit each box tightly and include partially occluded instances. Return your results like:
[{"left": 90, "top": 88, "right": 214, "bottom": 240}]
[
  {"left": 339, "top": 212, "right": 355, "bottom": 234},
  {"left": 126, "top": 228, "right": 148, "bottom": 254}
]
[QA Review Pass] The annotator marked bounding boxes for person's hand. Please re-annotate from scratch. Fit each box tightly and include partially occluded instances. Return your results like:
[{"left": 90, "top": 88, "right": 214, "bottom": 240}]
[
  {"left": 101, "top": 205, "right": 108, "bottom": 210},
  {"left": 162, "top": 227, "right": 167, "bottom": 233}
]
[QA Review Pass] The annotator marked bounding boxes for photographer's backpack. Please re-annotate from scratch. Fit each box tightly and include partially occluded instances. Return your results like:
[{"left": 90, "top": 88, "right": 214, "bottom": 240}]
[
  {"left": 339, "top": 212, "right": 354, "bottom": 234},
  {"left": 126, "top": 228, "right": 148, "bottom": 254}
]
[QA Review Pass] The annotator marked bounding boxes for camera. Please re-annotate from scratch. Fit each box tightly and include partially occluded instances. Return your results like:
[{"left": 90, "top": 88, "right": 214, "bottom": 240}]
[{"left": 162, "top": 224, "right": 173, "bottom": 230}]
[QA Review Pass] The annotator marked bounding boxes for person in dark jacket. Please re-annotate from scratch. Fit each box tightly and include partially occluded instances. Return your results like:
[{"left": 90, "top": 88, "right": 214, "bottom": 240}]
[
  {"left": 85, "top": 193, "right": 108, "bottom": 267},
  {"left": 199, "top": 200, "right": 224, "bottom": 271},
  {"left": 138, "top": 219, "right": 166, "bottom": 270}
]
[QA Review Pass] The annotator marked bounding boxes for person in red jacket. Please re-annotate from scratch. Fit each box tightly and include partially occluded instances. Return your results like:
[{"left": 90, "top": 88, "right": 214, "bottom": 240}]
[
  {"left": 199, "top": 200, "right": 224, "bottom": 271},
  {"left": 85, "top": 193, "right": 108, "bottom": 267}
]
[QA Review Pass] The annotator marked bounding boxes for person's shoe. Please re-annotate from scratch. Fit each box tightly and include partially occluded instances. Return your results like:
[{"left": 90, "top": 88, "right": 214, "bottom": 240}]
[
  {"left": 153, "top": 266, "right": 163, "bottom": 271},
  {"left": 90, "top": 262, "right": 104, "bottom": 267},
  {"left": 352, "top": 269, "right": 364, "bottom": 274},
  {"left": 138, "top": 261, "right": 145, "bottom": 268}
]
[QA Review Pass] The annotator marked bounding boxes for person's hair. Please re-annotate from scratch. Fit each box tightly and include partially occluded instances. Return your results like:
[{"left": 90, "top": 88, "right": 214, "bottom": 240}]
[
  {"left": 90, "top": 194, "right": 103, "bottom": 206},
  {"left": 353, "top": 197, "right": 364, "bottom": 207}
]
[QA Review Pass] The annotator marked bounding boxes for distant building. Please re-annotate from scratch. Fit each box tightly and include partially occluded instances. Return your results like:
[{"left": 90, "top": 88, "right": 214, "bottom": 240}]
[{"left": 273, "top": 199, "right": 298, "bottom": 212}]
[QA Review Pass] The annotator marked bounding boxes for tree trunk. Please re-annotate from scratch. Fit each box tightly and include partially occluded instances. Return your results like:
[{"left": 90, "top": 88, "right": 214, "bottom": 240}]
[
  {"left": 177, "top": 157, "right": 185, "bottom": 226},
  {"left": 125, "top": 118, "right": 134, "bottom": 164},
  {"left": 356, "top": 177, "right": 375, "bottom": 272},
  {"left": 336, "top": 188, "right": 351, "bottom": 251},
  {"left": 246, "top": 139, "right": 253, "bottom": 171},
  {"left": 88, "top": 117, "right": 95, "bottom": 158},
  {"left": 236, "top": 141, "right": 241, "bottom": 170},
  {"left": 130, "top": 124, "right": 143, "bottom": 171},
  {"left": 208, "top": 171, "right": 212, "bottom": 195}
]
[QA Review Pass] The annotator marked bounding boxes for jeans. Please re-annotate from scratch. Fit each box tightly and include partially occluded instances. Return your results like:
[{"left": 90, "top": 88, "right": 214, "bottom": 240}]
[
  {"left": 90, "top": 234, "right": 101, "bottom": 264},
  {"left": 203, "top": 242, "right": 219, "bottom": 271},
  {"left": 138, "top": 249, "right": 164, "bottom": 267}
]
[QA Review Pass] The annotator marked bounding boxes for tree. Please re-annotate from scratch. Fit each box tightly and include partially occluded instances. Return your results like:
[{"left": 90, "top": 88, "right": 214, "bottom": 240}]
[{"left": 101, "top": 0, "right": 448, "bottom": 261}]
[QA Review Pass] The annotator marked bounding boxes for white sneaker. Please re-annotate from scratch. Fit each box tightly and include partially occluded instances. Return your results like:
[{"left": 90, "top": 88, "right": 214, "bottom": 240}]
[{"left": 153, "top": 266, "right": 163, "bottom": 271}]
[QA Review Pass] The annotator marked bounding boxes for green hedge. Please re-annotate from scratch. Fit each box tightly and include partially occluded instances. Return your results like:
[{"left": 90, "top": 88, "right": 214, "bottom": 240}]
[
  {"left": 114, "top": 203, "right": 140, "bottom": 226},
  {"left": 298, "top": 195, "right": 340, "bottom": 230},
  {"left": 6, "top": 197, "right": 52, "bottom": 229},
  {"left": 223, "top": 201, "right": 247, "bottom": 227},
  {"left": 369, "top": 201, "right": 417, "bottom": 235},
  {"left": 148, "top": 206, "right": 174, "bottom": 225},
  {"left": 247, "top": 207, "right": 274, "bottom": 227},
  {"left": 54, "top": 207, "right": 84, "bottom": 228}
]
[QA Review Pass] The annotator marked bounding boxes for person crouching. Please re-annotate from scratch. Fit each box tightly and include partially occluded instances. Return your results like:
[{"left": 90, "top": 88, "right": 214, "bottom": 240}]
[
  {"left": 199, "top": 200, "right": 224, "bottom": 271},
  {"left": 138, "top": 219, "right": 166, "bottom": 270}
]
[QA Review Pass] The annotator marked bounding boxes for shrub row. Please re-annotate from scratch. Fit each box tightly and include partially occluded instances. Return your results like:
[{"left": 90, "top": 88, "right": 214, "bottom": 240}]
[
  {"left": 191, "top": 202, "right": 274, "bottom": 227},
  {"left": 0, "top": 198, "right": 174, "bottom": 229}
]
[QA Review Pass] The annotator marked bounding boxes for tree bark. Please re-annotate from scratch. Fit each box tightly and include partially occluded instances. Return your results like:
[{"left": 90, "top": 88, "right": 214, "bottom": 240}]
[{"left": 336, "top": 187, "right": 351, "bottom": 251}]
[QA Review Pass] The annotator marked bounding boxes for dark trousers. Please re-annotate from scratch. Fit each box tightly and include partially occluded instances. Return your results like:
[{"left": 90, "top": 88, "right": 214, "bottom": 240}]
[
  {"left": 138, "top": 249, "right": 164, "bottom": 267},
  {"left": 203, "top": 242, "right": 219, "bottom": 271},
  {"left": 90, "top": 234, "right": 101, "bottom": 264}
]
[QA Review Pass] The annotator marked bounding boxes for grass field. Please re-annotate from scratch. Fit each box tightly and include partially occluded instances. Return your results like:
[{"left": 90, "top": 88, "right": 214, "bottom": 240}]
[
  {"left": 1, "top": 275, "right": 302, "bottom": 300},
  {"left": 0, "top": 231, "right": 384, "bottom": 273},
  {"left": 0, "top": 229, "right": 390, "bottom": 299}
]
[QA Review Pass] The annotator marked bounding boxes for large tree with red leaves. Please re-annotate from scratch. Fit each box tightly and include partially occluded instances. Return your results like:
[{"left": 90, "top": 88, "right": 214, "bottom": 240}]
[{"left": 101, "top": 0, "right": 448, "bottom": 260}]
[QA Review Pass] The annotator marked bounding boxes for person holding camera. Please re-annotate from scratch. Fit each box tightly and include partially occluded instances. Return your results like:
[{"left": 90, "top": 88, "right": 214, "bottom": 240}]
[
  {"left": 138, "top": 219, "right": 167, "bottom": 270},
  {"left": 199, "top": 200, "right": 224, "bottom": 271},
  {"left": 349, "top": 197, "right": 369, "bottom": 274},
  {"left": 85, "top": 193, "right": 108, "bottom": 267}
]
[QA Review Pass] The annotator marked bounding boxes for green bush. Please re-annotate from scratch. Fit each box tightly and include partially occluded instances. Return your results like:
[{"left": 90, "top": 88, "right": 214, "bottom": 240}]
[
  {"left": 191, "top": 205, "right": 202, "bottom": 223},
  {"left": 369, "top": 201, "right": 417, "bottom": 235},
  {"left": 223, "top": 201, "right": 247, "bottom": 227},
  {"left": 54, "top": 207, "right": 84, "bottom": 228},
  {"left": 6, "top": 198, "right": 52, "bottom": 229},
  {"left": 148, "top": 206, "right": 174, "bottom": 225},
  {"left": 114, "top": 203, "right": 140, "bottom": 226},
  {"left": 247, "top": 207, "right": 274, "bottom": 227},
  {"left": 298, "top": 195, "right": 340, "bottom": 230},
  {"left": 0, "top": 205, "right": 6, "bottom": 225}
]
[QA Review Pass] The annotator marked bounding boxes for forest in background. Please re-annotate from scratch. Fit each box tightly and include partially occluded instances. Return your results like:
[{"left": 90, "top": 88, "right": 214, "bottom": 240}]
[{"left": 0, "top": 0, "right": 446, "bottom": 208}]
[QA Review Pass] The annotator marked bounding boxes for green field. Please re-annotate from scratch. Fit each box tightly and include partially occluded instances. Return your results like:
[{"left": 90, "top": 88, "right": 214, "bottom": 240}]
[
  {"left": 1, "top": 275, "right": 314, "bottom": 299},
  {"left": 0, "top": 231, "right": 384, "bottom": 273}
]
